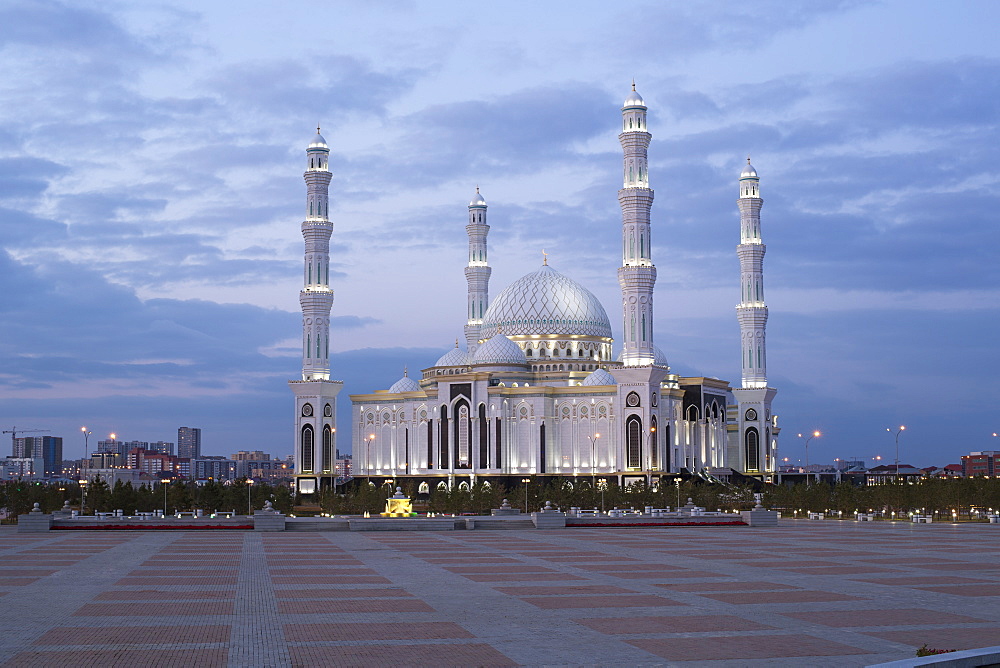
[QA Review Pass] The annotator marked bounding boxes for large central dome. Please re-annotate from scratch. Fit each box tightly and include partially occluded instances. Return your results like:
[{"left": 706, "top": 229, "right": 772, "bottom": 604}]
[{"left": 481, "top": 265, "right": 612, "bottom": 339}]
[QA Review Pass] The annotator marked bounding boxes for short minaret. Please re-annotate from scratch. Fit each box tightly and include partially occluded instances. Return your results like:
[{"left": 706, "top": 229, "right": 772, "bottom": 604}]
[
  {"left": 732, "top": 158, "right": 779, "bottom": 477},
  {"left": 464, "top": 188, "right": 491, "bottom": 354},
  {"left": 617, "top": 83, "right": 657, "bottom": 367},
  {"left": 290, "top": 127, "right": 342, "bottom": 497},
  {"left": 736, "top": 158, "right": 767, "bottom": 388}
]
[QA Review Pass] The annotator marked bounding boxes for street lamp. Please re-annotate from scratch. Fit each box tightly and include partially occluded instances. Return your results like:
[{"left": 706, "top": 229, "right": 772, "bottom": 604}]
[
  {"left": 80, "top": 426, "right": 91, "bottom": 459},
  {"left": 521, "top": 478, "right": 530, "bottom": 513},
  {"left": 160, "top": 478, "right": 170, "bottom": 516},
  {"left": 247, "top": 479, "right": 254, "bottom": 516},
  {"left": 798, "top": 431, "right": 821, "bottom": 483},
  {"left": 587, "top": 433, "right": 601, "bottom": 486},
  {"left": 674, "top": 478, "right": 681, "bottom": 510},
  {"left": 646, "top": 425, "right": 657, "bottom": 483},
  {"left": 598, "top": 478, "right": 608, "bottom": 514},
  {"left": 364, "top": 433, "right": 375, "bottom": 486},
  {"left": 888, "top": 426, "right": 906, "bottom": 478}
]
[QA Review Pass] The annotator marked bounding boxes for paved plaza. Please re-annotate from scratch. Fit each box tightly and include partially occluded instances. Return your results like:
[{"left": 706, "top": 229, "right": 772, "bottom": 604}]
[{"left": 2, "top": 521, "right": 1000, "bottom": 666}]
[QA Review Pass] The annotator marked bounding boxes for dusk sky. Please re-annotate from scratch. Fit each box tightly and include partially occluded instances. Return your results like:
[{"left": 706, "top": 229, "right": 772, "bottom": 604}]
[{"left": 2, "top": 0, "right": 998, "bottom": 466}]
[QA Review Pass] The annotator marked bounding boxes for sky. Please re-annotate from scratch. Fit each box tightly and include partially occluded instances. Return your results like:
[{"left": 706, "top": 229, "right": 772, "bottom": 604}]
[{"left": 1, "top": 0, "right": 998, "bottom": 466}]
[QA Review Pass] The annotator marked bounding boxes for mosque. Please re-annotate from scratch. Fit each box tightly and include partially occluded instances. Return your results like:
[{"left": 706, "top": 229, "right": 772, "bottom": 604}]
[{"left": 290, "top": 85, "right": 779, "bottom": 497}]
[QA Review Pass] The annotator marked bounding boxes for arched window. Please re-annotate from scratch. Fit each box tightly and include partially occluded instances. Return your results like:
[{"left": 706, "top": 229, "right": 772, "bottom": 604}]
[
  {"left": 322, "top": 425, "right": 333, "bottom": 473},
  {"left": 745, "top": 428, "right": 760, "bottom": 472},
  {"left": 418, "top": 481, "right": 429, "bottom": 494},
  {"left": 626, "top": 415, "right": 643, "bottom": 469},
  {"left": 301, "top": 425, "right": 314, "bottom": 473}
]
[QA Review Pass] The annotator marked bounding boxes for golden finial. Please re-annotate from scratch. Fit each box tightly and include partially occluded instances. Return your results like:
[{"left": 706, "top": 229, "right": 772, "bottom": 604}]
[
  {"left": 476, "top": 185, "right": 480, "bottom": 193},
  {"left": 403, "top": 365, "right": 408, "bottom": 377},
  {"left": 631, "top": 79, "right": 636, "bottom": 91},
  {"left": 542, "top": 249, "right": 549, "bottom": 266},
  {"left": 317, "top": 125, "right": 321, "bottom": 134},
  {"left": 747, "top": 155, "right": 751, "bottom": 164},
  {"left": 454, "top": 338, "right": 459, "bottom": 348}
]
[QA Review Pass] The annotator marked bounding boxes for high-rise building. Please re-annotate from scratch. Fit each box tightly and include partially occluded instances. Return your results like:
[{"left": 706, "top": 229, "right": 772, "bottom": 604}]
[
  {"left": 177, "top": 427, "right": 201, "bottom": 459},
  {"left": 13, "top": 436, "right": 62, "bottom": 476}
]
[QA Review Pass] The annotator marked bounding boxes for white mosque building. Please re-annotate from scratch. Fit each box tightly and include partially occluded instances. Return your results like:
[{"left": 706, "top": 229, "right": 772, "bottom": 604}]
[{"left": 290, "top": 85, "right": 779, "bottom": 496}]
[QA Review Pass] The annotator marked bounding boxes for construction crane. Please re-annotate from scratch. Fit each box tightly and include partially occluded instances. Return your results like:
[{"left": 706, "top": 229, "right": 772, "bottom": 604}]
[{"left": 2, "top": 427, "right": 50, "bottom": 456}]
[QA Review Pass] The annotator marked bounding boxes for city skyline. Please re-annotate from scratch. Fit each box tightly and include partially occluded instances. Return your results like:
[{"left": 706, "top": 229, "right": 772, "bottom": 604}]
[{"left": 1, "top": 1, "right": 998, "bottom": 465}]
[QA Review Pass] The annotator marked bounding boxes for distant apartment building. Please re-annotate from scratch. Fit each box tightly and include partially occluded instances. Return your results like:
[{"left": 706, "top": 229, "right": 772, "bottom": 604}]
[
  {"left": 335, "top": 455, "right": 352, "bottom": 480},
  {"left": 194, "top": 456, "right": 236, "bottom": 481},
  {"left": 88, "top": 452, "right": 124, "bottom": 469},
  {"left": 232, "top": 450, "right": 270, "bottom": 462},
  {"left": 177, "top": 427, "right": 201, "bottom": 459},
  {"left": 96, "top": 438, "right": 126, "bottom": 456},
  {"left": 126, "top": 447, "right": 186, "bottom": 477},
  {"left": 1, "top": 457, "right": 45, "bottom": 479},
  {"left": 962, "top": 451, "right": 1000, "bottom": 477},
  {"left": 148, "top": 441, "right": 175, "bottom": 455},
  {"left": 13, "top": 436, "right": 63, "bottom": 476}
]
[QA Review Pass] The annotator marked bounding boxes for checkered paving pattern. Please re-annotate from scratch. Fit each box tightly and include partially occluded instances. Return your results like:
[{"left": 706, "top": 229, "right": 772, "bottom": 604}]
[{"left": 3, "top": 519, "right": 1000, "bottom": 665}]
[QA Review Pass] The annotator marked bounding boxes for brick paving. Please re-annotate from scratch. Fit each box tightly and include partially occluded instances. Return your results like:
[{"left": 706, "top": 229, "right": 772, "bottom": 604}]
[{"left": 3, "top": 520, "right": 1000, "bottom": 665}]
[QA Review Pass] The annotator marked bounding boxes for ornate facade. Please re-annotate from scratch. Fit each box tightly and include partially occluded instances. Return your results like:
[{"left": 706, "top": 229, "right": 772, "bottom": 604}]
[{"left": 293, "top": 86, "right": 780, "bottom": 496}]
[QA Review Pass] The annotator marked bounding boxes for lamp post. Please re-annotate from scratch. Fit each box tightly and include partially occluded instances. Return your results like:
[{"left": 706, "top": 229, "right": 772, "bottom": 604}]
[
  {"left": 645, "top": 426, "right": 657, "bottom": 484},
  {"left": 587, "top": 432, "right": 601, "bottom": 487},
  {"left": 798, "top": 431, "right": 821, "bottom": 484},
  {"left": 247, "top": 479, "right": 253, "bottom": 516},
  {"left": 80, "top": 426, "right": 91, "bottom": 459},
  {"left": 160, "top": 478, "right": 170, "bottom": 516},
  {"left": 79, "top": 479, "right": 88, "bottom": 513},
  {"left": 598, "top": 478, "right": 608, "bottom": 514},
  {"left": 888, "top": 425, "right": 906, "bottom": 479},
  {"left": 364, "top": 433, "right": 375, "bottom": 486},
  {"left": 521, "top": 478, "right": 530, "bottom": 513},
  {"left": 674, "top": 478, "right": 681, "bottom": 510}
]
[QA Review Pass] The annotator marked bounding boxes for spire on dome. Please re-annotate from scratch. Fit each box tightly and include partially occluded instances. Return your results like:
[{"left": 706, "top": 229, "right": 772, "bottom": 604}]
[{"left": 542, "top": 249, "right": 549, "bottom": 266}]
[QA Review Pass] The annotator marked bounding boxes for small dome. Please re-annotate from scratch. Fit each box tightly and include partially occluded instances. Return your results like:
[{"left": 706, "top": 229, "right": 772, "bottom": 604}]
[
  {"left": 435, "top": 343, "right": 470, "bottom": 367},
  {"left": 473, "top": 333, "right": 527, "bottom": 365},
  {"left": 741, "top": 158, "right": 757, "bottom": 179},
  {"left": 388, "top": 370, "right": 420, "bottom": 393},
  {"left": 308, "top": 127, "right": 328, "bottom": 149},
  {"left": 581, "top": 368, "right": 616, "bottom": 386},
  {"left": 623, "top": 84, "right": 645, "bottom": 108},
  {"left": 469, "top": 187, "right": 486, "bottom": 207}
]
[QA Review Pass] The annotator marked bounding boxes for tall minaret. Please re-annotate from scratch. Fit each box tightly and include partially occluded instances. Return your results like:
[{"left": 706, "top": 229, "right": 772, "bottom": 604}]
[
  {"left": 736, "top": 158, "right": 767, "bottom": 388},
  {"left": 464, "top": 188, "right": 491, "bottom": 354},
  {"left": 732, "top": 158, "right": 778, "bottom": 477},
  {"left": 290, "top": 127, "right": 342, "bottom": 497},
  {"left": 617, "top": 83, "right": 657, "bottom": 367}
]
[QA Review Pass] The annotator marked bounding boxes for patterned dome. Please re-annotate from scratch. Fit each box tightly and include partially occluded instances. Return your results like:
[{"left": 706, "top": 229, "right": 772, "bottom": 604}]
[
  {"left": 473, "top": 333, "right": 527, "bottom": 365},
  {"left": 581, "top": 368, "right": 616, "bottom": 386},
  {"left": 481, "top": 265, "right": 612, "bottom": 339},
  {"left": 388, "top": 372, "right": 420, "bottom": 393},
  {"left": 435, "top": 343, "right": 470, "bottom": 367}
]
